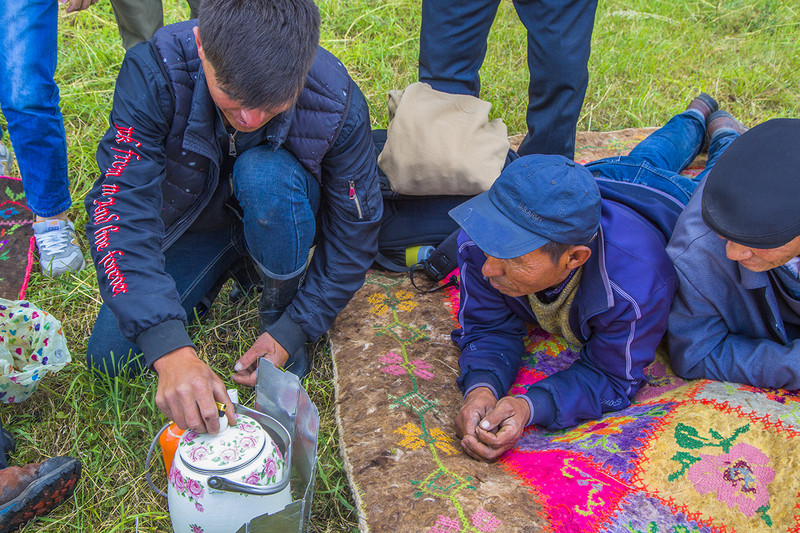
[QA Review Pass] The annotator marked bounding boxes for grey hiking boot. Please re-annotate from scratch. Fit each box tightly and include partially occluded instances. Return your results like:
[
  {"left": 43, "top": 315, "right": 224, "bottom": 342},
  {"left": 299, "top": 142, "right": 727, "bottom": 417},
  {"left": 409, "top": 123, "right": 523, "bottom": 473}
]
[
  {"left": 32, "top": 219, "right": 86, "bottom": 277},
  {"left": 0, "top": 142, "right": 12, "bottom": 176}
]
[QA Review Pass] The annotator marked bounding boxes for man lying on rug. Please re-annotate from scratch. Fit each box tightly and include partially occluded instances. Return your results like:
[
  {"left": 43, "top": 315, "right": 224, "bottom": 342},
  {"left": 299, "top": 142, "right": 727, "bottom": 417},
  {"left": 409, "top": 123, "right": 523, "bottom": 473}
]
[
  {"left": 83, "top": 0, "right": 381, "bottom": 435},
  {"left": 448, "top": 95, "right": 742, "bottom": 461},
  {"left": 668, "top": 118, "right": 800, "bottom": 390}
]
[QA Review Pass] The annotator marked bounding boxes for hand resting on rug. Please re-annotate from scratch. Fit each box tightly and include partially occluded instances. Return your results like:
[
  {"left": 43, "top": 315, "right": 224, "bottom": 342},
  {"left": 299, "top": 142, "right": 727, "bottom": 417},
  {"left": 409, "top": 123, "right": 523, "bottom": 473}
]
[
  {"left": 232, "top": 331, "right": 290, "bottom": 386},
  {"left": 457, "top": 388, "right": 530, "bottom": 461}
]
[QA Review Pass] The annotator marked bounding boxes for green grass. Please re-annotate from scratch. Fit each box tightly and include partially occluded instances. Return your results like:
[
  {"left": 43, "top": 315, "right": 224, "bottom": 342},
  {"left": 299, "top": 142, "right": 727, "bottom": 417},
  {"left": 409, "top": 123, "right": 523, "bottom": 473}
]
[{"left": 2, "top": 0, "right": 799, "bottom": 531}]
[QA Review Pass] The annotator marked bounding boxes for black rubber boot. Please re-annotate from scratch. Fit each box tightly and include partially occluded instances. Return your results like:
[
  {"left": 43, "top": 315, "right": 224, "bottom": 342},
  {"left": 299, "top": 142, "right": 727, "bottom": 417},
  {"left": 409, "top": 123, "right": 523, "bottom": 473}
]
[{"left": 258, "top": 269, "right": 311, "bottom": 379}]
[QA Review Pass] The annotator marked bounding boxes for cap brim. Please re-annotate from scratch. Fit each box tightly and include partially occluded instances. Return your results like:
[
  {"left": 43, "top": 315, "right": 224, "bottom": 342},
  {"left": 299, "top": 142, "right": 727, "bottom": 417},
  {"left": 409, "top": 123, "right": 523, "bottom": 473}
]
[{"left": 449, "top": 192, "right": 548, "bottom": 259}]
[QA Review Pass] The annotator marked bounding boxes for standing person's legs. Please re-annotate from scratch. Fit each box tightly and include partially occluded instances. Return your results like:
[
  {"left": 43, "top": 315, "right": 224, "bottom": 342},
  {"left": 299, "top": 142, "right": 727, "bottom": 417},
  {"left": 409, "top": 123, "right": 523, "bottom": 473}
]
[
  {"left": 514, "top": 0, "right": 598, "bottom": 159},
  {"left": 86, "top": 226, "right": 249, "bottom": 378},
  {"left": 108, "top": 0, "right": 165, "bottom": 49},
  {"left": 419, "top": 0, "right": 501, "bottom": 97},
  {"left": 0, "top": 0, "right": 71, "bottom": 220}
]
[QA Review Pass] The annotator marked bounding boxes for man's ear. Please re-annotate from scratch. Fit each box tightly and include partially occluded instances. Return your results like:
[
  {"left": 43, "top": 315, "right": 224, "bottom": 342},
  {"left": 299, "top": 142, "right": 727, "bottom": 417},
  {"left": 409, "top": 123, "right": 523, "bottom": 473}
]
[
  {"left": 565, "top": 245, "right": 592, "bottom": 270},
  {"left": 193, "top": 26, "right": 205, "bottom": 61}
]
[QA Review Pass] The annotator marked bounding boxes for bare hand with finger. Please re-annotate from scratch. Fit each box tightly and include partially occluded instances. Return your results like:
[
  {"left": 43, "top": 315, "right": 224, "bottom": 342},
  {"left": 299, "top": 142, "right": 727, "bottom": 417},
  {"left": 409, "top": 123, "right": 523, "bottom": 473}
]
[{"left": 460, "top": 395, "right": 530, "bottom": 461}]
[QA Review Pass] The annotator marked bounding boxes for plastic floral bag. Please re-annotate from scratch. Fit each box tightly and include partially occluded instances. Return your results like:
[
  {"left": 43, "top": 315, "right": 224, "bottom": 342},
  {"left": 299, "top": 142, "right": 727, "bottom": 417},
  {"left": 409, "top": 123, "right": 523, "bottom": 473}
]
[{"left": 0, "top": 298, "right": 71, "bottom": 403}]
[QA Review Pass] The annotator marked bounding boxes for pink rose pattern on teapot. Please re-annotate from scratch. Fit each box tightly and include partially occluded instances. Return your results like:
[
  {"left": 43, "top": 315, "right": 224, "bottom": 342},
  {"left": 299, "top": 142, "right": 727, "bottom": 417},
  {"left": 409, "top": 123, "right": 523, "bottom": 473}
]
[
  {"left": 169, "top": 464, "right": 206, "bottom": 513},
  {"left": 242, "top": 440, "right": 287, "bottom": 485}
]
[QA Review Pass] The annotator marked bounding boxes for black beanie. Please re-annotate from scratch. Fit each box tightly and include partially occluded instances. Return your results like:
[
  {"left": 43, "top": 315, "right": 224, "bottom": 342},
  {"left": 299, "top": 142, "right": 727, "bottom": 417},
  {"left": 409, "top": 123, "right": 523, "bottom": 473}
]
[{"left": 702, "top": 118, "right": 800, "bottom": 249}]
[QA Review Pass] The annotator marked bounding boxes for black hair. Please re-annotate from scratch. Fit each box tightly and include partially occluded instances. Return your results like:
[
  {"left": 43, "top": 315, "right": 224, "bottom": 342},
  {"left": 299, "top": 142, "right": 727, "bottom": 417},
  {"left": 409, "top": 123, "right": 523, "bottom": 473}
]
[
  {"left": 198, "top": 0, "right": 320, "bottom": 110},
  {"left": 540, "top": 235, "right": 595, "bottom": 265}
]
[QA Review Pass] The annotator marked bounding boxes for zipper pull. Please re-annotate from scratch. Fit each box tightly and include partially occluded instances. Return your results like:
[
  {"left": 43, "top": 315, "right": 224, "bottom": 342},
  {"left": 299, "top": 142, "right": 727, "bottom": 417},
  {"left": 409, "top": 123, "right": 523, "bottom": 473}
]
[
  {"left": 349, "top": 180, "right": 356, "bottom": 200},
  {"left": 228, "top": 133, "right": 237, "bottom": 157}
]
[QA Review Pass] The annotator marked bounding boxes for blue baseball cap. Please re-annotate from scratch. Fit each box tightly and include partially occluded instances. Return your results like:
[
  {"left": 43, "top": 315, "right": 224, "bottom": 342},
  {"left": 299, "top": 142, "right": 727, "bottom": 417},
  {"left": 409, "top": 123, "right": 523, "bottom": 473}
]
[{"left": 449, "top": 154, "right": 601, "bottom": 259}]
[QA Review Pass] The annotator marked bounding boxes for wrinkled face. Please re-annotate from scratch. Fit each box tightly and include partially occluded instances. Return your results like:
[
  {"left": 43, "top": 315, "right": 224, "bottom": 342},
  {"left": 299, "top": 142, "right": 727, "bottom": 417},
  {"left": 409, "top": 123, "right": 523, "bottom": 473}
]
[
  {"left": 481, "top": 248, "right": 571, "bottom": 298},
  {"left": 194, "top": 27, "right": 293, "bottom": 132},
  {"left": 723, "top": 234, "right": 800, "bottom": 272}
]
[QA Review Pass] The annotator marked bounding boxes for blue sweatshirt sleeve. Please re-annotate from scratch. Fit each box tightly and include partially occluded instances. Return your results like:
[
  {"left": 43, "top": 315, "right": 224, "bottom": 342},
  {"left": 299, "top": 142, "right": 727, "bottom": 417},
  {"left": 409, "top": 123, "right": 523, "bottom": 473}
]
[{"left": 452, "top": 234, "right": 528, "bottom": 400}]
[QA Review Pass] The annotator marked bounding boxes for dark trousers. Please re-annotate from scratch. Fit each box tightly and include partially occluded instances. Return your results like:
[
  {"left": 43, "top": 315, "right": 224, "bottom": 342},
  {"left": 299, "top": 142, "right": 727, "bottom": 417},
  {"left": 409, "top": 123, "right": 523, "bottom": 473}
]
[{"left": 419, "top": 0, "right": 598, "bottom": 159}]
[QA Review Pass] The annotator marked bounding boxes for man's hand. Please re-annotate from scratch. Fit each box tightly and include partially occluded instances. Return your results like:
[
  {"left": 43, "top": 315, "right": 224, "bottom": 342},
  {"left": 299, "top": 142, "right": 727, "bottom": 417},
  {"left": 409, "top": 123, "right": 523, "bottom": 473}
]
[
  {"left": 64, "top": 0, "right": 100, "bottom": 13},
  {"left": 231, "top": 331, "right": 290, "bottom": 386},
  {"left": 461, "top": 395, "right": 530, "bottom": 461},
  {"left": 153, "top": 346, "right": 236, "bottom": 435},
  {"left": 455, "top": 387, "right": 498, "bottom": 440}
]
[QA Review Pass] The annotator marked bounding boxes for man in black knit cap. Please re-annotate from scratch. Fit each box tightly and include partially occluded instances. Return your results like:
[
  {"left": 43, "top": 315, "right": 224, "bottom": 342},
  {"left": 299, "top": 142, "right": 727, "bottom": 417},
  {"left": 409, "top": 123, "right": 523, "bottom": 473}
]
[{"left": 667, "top": 117, "right": 800, "bottom": 390}]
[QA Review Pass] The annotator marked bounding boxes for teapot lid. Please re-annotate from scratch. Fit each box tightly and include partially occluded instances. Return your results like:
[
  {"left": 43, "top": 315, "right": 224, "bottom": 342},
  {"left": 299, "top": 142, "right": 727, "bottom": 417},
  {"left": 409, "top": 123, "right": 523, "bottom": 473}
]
[{"left": 178, "top": 414, "right": 267, "bottom": 473}]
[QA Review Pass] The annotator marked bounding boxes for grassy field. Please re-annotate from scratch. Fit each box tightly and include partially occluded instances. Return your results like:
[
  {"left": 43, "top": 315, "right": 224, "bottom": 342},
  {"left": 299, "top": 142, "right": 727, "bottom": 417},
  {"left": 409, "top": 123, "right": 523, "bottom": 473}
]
[{"left": 2, "top": 0, "right": 799, "bottom": 531}]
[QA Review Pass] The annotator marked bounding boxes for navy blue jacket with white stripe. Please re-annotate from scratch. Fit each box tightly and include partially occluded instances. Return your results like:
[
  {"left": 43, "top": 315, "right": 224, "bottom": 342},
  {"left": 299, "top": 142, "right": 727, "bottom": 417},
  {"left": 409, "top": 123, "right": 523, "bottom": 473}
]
[{"left": 453, "top": 180, "right": 680, "bottom": 429}]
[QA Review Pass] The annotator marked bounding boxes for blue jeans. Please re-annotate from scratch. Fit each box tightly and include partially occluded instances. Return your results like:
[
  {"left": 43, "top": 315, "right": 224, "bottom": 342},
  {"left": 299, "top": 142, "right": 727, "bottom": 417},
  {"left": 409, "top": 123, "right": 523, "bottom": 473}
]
[
  {"left": 0, "top": 0, "right": 72, "bottom": 218},
  {"left": 86, "top": 147, "right": 321, "bottom": 377},
  {"left": 419, "top": 0, "right": 598, "bottom": 159},
  {"left": 585, "top": 110, "right": 740, "bottom": 205}
]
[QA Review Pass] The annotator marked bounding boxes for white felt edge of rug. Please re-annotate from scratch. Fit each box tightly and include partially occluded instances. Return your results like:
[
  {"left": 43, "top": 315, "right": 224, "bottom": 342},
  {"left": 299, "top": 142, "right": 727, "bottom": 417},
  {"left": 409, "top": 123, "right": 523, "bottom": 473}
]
[{"left": 330, "top": 335, "right": 371, "bottom": 533}]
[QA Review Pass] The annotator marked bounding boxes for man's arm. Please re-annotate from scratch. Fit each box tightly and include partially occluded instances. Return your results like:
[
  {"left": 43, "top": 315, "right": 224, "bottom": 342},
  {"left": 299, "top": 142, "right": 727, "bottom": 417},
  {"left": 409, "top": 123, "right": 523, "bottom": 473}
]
[
  {"left": 86, "top": 44, "right": 233, "bottom": 433},
  {"left": 452, "top": 236, "right": 528, "bottom": 398},
  {"left": 668, "top": 265, "right": 800, "bottom": 389},
  {"left": 263, "top": 80, "right": 383, "bottom": 357}
]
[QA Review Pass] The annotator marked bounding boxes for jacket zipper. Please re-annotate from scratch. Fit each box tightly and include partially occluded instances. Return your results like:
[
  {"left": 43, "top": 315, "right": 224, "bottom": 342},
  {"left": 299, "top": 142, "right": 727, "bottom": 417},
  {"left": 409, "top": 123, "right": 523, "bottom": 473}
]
[
  {"left": 228, "top": 132, "right": 237, "bottom": 157},
  {"left": 349, "top": 180, "right": 363, "bottom": 219}
]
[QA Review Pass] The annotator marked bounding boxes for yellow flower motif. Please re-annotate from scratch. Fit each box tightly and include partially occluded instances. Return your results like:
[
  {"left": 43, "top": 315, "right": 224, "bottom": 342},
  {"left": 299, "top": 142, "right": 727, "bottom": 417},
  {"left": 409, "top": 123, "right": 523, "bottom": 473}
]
[
  {"left": 552, "top": 415, "right": 636, "bottom": 444},
  {"left": 395, "top": 423, "right": 459, "bottom": 455},
  {"left": 368, "top": 290, "right": 418, "bottom": 315}
]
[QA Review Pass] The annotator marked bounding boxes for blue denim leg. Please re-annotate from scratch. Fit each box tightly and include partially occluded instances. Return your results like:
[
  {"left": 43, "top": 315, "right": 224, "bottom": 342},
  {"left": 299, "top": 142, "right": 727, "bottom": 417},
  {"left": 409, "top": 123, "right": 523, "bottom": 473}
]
[
  {"left": 86, "top": 225, "right": 249, "bottom": 377},
  {"left": 697, "top": 128, "right": 741, "bottom": 182},
  {"left": 232, "top": 147, "right": 321, "bottom": 279},
  {"left": 514, "top": 0, "right": 598, "bottom": 158},
  {"left": 585, "top": 111, "right": 707, "bottom": 205},
  {"left": 0, "top": 0, "right": 72, "bottom": 218},
  {"left": 419, "top": 0, "right": 500, "bottom": 97}
]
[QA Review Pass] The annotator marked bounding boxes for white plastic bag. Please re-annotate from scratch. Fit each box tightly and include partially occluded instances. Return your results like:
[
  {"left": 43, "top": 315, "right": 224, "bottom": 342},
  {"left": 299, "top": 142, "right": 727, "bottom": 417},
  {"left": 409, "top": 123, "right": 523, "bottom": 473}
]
[{"left": 0, "top": 298, "right": 71, "bottom": 403}]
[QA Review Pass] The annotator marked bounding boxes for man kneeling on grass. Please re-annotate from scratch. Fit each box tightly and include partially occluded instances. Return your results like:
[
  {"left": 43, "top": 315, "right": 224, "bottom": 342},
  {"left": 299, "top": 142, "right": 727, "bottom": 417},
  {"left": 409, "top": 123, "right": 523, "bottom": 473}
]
[
  {"left": 448, "top": 94, "right": 741, "bottom": 461},
  {"left": 84, "top": 0, "right": 381, "bottom": 435}
]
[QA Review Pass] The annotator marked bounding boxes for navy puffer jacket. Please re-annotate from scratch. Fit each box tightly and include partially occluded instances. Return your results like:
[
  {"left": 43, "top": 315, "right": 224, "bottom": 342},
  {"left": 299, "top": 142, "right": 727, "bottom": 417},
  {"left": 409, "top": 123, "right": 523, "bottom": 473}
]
[{"left": 85, "top": 21, "right": 382, "bottom": 366}]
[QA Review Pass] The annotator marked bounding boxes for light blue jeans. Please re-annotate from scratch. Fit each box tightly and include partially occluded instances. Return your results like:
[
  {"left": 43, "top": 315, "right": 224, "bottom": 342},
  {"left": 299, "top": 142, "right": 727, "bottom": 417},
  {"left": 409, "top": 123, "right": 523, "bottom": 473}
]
[
  {"left": 0, "top": 0, "right": 72, "bottom": 218},
  {"left": 585, "top": 110, "right": 739, "bottom": 205},
  {"left": 86, "top": 147, "right": 321, "bottom": 377}
]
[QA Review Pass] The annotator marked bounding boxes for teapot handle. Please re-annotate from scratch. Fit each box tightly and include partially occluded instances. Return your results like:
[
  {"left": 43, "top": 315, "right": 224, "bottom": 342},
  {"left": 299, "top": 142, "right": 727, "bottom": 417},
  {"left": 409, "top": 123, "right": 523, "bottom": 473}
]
[
  {"left": 207, "top": 472, "right": 291, "bottom": 495},
  {"left": 145, "top": 422, "right": 170, "bottom": 499}
]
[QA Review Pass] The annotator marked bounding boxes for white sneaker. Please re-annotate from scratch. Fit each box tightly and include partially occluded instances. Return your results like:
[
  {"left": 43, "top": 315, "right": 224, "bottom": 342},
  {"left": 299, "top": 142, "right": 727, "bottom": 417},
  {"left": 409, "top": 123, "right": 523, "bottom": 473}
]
[
  {"left": 0, "top": 141, "right": 12, "bottom": 175},
  {"left": 32, "top": 219, "right": 86, "bottom": 277}
]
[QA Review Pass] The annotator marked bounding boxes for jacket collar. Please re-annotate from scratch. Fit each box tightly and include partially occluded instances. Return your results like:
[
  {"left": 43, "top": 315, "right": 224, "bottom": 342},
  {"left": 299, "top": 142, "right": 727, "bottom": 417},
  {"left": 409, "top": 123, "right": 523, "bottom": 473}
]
[
  {"left": 739, "top": 262, "right": 770, "bottom": 290},
  {"left": 182, "top": 63, "right": 296, "bottom": 158},
  {"left": 576, "top": 225, "right": 614, "bottom": 320}
]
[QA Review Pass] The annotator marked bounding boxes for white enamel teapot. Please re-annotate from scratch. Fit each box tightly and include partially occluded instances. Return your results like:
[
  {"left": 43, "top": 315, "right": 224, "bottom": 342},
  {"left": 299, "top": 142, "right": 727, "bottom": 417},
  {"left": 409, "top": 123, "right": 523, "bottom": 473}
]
[{"left": 148, "top": 404, "right": 293, "bottom": 533}]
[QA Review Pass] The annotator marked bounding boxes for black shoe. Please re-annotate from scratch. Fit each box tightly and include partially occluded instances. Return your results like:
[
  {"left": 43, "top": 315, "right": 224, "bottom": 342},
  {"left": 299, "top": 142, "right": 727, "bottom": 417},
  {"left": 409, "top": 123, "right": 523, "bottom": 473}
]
[
  {"left": 258, "top": 270, "right": 306, "bottom": 332},
  {"left": 0, "top": 457, "right": 81, "bottom": 533},
  {"left": 686, "top": 93, "right": 719, "bottom": 120}
]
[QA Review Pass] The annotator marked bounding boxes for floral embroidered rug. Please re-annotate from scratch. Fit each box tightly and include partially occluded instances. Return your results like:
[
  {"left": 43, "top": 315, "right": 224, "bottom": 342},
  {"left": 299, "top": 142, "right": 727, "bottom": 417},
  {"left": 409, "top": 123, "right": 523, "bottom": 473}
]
[
  {"left": 0, "top": 176, "right": 35, "bottom": 300},
  {"left": 330, "top": 270, "right": 800, "bottom": 533},
  {"left": 328, "top": 130, "right": 797, "bottom": 533}
]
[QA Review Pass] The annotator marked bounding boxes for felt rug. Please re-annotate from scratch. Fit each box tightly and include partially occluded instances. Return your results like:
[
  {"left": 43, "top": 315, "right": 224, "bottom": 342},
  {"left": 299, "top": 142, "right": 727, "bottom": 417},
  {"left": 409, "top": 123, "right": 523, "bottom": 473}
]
[
  {"left": 0, "top": 176, "right": 35, "bottom": 300},
  {"left": 329, "top": 130, "right": 799, "bottom": 532}
]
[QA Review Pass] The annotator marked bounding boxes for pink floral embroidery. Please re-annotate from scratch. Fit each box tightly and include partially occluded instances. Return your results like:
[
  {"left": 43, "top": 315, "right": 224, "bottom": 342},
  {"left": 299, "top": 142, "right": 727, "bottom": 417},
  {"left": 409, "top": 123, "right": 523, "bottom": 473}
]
[
  {"left": 471, "top": 508, "right": 502, "bottom": 532},
  {"left": 429, "top": 515, "right": 460, "bottom": 533},
  {"left": 379, "top": 351, "right": 405, "bottom": 375},
  {"left": 687, "top": 442, "right": 775, "bottom": 516},
  {"left": 409, "top": 359, "right": 434, "bottom": 380}
]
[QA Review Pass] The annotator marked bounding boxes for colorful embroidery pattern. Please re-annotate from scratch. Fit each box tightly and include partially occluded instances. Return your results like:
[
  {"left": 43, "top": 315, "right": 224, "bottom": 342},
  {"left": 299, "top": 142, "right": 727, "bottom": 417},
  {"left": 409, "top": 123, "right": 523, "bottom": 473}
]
[{"left": 332, "top": 269, "right": 800, "bottom": 532}]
